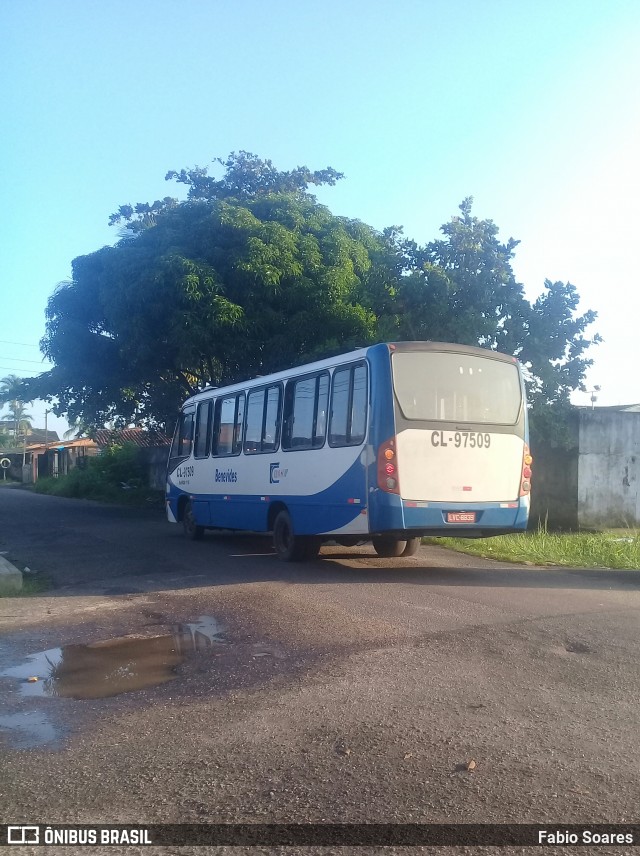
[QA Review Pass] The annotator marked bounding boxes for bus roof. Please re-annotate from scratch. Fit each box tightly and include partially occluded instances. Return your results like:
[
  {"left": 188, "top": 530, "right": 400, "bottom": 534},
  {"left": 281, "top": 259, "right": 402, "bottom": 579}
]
[{"left": 182, "top": 341, "right": 520, "bottom": 407}]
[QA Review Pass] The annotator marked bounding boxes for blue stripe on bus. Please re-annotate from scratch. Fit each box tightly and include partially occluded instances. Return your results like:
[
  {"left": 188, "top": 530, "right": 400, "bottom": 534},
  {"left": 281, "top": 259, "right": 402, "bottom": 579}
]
[
  {"left": 168, "top": 454, "right": 368, "bottom": 535},
  {"left": 168, "top": 480, "right": 529, "bottom": 535}
]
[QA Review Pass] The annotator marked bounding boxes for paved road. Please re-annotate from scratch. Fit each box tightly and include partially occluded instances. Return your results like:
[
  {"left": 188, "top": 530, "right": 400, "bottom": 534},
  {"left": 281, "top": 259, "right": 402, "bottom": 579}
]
[{"left": 1, "top": 487, "right": 640, "bottom": 853}]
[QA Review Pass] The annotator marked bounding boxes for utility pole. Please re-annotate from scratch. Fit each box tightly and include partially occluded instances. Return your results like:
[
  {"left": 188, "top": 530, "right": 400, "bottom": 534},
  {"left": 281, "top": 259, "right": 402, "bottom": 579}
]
[{"left": 44, "top": 408, "right": 51, "bottom": 479}]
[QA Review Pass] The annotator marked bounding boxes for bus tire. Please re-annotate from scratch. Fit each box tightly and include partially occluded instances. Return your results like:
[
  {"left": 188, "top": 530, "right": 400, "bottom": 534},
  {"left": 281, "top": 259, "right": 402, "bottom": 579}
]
[
  {"left": 336, "top": 538, "right": 367, "bottom": 547},
  {"left": 401, "top": 537, "right": 421, "bottom": 557},
  {"left": 183, "top": 500, "right": 204, "bottom": 541},
  {"left": 273, "top": 510, "right": 319, "bottom": 562},
  {"left": 372, "top": 536, "right": 406, "bottom": 558}
]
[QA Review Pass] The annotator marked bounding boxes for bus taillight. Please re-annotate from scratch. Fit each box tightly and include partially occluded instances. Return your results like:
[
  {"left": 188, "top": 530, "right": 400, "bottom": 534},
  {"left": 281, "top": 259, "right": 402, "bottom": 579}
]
[
  {"left": 378, "top": 438, "right": 400, "bottom": 494},
  {"left": 520, "top": 445, "right": 533, "bottom": 495}
]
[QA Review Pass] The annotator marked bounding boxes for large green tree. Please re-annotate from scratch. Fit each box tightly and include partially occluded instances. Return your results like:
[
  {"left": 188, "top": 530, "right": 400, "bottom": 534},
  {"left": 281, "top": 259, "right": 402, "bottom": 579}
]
[
  {"left": 26, "top": 155, "right": 600, "bottom": 430},
  {"left": 26, "top": 154, "right": 388, "bottom": 428},
  {"left": 387, "top": 198, "right": 600, "bottom": 408}
]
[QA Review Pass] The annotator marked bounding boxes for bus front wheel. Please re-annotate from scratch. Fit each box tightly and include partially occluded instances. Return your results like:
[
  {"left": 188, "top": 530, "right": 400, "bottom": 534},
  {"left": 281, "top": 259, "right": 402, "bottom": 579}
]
[
  {"left": 273, "top": 510, "right": 320, "bottom": 562},
  {"left": 183, "top": 500, "right": 204, "bottom": 541},
  {"left": 372, "top": 536, "right": 408, "bottom": 558}
]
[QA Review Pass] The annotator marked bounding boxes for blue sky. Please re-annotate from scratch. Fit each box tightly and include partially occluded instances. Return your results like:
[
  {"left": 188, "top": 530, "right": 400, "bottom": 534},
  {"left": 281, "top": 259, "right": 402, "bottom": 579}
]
[{"left": 1, "top": 0, "right": 639, "bottom": 436}]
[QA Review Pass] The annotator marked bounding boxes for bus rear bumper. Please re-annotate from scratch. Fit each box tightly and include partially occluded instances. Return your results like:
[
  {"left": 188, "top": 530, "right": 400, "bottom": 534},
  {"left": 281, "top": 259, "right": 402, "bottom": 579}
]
[{"left": 401, "top": 496, "right": 529, "bottom": 534}]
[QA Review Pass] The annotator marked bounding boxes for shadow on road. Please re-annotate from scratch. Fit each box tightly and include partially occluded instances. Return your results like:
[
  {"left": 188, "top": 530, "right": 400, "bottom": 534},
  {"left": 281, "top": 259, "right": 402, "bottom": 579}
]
[
  {"left": 31, "top": 529, "right": 640, "bottom": 598},
  {"left": 4, "top": 492, "right": 637, "bottom": 598}
]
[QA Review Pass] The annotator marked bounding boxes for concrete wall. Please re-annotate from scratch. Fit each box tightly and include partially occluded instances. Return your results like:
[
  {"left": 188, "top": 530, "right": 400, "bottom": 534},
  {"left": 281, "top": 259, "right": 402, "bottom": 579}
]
[
  {"left": 529, "top": 430, "right": 579, "bottom": 531},
  {"left": 578, "top": 411, "right": 640, "bottom": 528}
]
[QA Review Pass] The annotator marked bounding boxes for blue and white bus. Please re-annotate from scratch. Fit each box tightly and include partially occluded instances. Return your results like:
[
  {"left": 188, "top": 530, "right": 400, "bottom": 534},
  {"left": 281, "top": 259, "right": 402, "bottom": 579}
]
[{"left": 166, "top": 341, "right": 532, "bottom": 560}]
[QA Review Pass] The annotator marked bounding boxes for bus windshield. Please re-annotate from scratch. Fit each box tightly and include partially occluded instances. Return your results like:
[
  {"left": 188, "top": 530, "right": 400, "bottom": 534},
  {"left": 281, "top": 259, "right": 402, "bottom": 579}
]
[{"left": 392, "top": 350, "right": 522, "bottom": 425}]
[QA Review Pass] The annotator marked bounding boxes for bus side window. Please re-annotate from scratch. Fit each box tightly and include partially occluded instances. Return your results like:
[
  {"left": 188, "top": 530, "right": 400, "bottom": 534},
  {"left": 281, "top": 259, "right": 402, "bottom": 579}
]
[
  {"left": 170, "top": 407, "right": 195, "bottom": 462},
  {"left": 282, "top": 382, "right": 295, "bottom": 449},
  {"left": 291, "top": 376, "right": 315, "bottom": 449},
  {"left": 244, "top": 389, "right": 265, "bottom": 454},
  {"left": 245, "top": 385, "right": 281, "bottom": 454},
  {"left": 215, "top": 395, "right": 243, "bottom": 457},
  {"left": 329, "top": 368, "right": 350, "bottom": 446},
  {"left": 329, "top": 363, "right": 368, "bottom": 447},
  {"left": 350, "top": 365, "right": 367, "bottom": 444},
  {"left": 313, "top": 373, "right": 329, "bottom": 448},
  {"left": 233, "top": 394, "right": 245, "bottom": 453},
  {"left": 282, "top": 373, "right": 328, "bottom": 451},
  {"left": 194, "top": 400, "right": 213, "bottom": 458},
  {"left": 262, "top": 385, "right": 281, "bottom": 452}
]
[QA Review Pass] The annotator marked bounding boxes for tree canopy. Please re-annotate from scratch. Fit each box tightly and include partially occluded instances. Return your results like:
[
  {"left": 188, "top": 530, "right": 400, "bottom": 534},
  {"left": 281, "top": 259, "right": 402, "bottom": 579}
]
[
  {"left": 387, "top": 198, "right": 600, "bottom": 409},
  {"left": 24, "top": 152, "right": 600, "bottom": 430}
]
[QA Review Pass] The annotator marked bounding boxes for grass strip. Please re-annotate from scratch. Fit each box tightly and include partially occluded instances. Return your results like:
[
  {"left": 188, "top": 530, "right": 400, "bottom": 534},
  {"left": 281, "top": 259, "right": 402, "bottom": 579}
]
[{"left": 423, "top": 528, "right": 640, "bottom": 570}]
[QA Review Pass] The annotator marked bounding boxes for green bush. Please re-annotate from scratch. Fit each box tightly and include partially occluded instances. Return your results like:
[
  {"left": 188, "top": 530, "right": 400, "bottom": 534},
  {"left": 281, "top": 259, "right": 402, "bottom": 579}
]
[
  {"left": 90, "top": 442, "right": 146, "bottom": 487},
  {"left": 34, "top": 443, "right": 152, "bottom": 503}
]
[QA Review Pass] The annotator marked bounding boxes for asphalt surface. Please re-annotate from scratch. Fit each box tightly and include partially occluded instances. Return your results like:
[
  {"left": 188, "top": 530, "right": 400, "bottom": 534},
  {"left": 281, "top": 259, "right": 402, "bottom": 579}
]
[{"left": 1, "top": 486, "right": 640, "bottom": 855}]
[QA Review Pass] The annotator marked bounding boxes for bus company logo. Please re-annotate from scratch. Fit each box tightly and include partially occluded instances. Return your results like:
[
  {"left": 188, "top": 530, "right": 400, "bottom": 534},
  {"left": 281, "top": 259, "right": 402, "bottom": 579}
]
[
  {"left": 215, "top": 468, "right": 238, "bottom": 483},
  {"left": 270, "top": 463, "right": 289, "bottom": 484}
]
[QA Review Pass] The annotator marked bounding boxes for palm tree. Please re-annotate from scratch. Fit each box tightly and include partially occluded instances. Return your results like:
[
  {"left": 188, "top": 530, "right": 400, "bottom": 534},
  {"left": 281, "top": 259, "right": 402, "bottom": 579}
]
[
  {"left": 0, "top": 374, "right": 33, "bottom": 442},
  {"left": 0, "top": 374, "right": 24, "bottom": 405},
  {"left": 6, "top": 402, "right": 32, "bottom": 440},
  {"left": 63, "top": 419, "right": 90, "bottom": 440}
]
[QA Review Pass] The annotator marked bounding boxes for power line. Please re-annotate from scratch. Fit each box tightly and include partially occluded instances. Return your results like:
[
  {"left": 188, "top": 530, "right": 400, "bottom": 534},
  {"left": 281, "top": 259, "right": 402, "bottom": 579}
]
[
  {"left": 0, "top": 356, "right": 51, "bottom": 365},
  {"left": 0, "top": 366, "right": 48, "bottom": 374},
  {"left": 0, "top": 339, "right": 40, "bottom": 347}
]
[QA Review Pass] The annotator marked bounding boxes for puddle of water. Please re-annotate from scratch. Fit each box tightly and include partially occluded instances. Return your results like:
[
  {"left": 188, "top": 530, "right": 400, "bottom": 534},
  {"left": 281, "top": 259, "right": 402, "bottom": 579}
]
[
  {"left": 0, "top": 711, "right": 62, "bottom": 749},
  {"left": 1, "top": 616, "right": 226, "bottom": 700}
]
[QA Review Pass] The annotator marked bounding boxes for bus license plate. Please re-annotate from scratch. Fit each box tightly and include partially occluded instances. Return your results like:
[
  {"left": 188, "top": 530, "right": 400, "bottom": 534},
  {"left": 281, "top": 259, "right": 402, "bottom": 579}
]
[{"left": 447, "top": 512, "right": 476, "bottom": 523}]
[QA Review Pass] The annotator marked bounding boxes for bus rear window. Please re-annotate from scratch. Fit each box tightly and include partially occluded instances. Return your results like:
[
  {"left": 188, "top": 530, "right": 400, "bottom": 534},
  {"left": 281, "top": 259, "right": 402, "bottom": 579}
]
[{"left": 392, "top": 351, "right": 522, "bottom": 424}]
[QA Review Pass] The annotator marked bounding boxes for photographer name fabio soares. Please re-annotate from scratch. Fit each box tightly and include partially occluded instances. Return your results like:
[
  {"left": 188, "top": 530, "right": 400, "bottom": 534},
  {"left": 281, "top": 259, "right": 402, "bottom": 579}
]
[{"left": 539, "top": 829, "right": 634, "bottom": 845}]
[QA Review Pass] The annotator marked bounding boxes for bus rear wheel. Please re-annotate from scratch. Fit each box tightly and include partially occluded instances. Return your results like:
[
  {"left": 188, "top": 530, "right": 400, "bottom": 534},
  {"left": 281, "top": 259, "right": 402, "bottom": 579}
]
[
  {"left": 402, "top": 537, "right": 421, "bottom": 556},
  {"left": 372, "top": 536, "right": 407, "bottom": 558},
  {"left": 273, "top": 510, "right": 320, "bottom": 562},
  {"left": 183, "top": 500, "right": 204, "bottom": 541}
]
